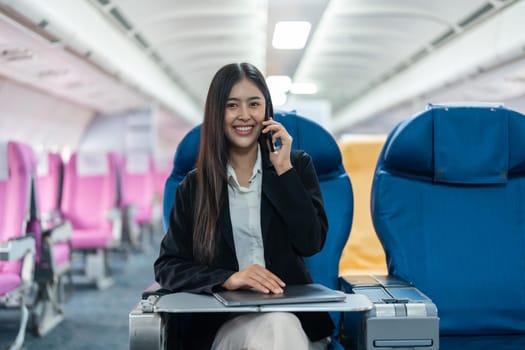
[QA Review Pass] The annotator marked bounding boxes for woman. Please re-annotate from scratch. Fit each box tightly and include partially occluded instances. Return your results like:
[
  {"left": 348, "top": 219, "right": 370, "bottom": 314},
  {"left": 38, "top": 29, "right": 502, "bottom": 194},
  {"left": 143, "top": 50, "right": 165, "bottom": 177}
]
[{"left": 154, "top": 62, "right": 333, "bottom": 349}]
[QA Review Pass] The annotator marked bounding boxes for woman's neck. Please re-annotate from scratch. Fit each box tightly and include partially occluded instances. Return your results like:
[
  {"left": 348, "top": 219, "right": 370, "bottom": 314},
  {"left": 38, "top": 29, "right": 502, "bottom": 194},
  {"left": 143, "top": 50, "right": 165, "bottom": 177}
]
[{"left": 229, "top": 144, "right": 258, "bottom": 186}]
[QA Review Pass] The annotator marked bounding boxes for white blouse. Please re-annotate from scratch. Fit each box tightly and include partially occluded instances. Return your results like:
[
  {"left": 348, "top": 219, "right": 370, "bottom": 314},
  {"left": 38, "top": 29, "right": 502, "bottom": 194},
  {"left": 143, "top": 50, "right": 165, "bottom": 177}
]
[{"left": 226, "top": 146, "right": 265, "bottom": 270}]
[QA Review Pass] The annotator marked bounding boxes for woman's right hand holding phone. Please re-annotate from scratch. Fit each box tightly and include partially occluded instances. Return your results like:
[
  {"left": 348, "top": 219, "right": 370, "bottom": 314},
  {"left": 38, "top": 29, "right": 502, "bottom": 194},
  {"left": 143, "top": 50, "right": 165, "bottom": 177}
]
[{"left": 262, "top": 119, "right": 293, "bottom": 176}]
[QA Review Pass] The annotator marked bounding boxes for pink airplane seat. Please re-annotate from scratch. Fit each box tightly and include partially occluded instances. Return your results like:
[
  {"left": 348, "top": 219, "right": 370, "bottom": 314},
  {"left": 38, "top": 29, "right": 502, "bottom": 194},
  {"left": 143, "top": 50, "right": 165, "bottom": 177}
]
[
  {"left": 36, "top": 152, "right": 71, "bottom": 269},
  {"left": 154, "top": 159, "right": 171, "bottom": 201},
  {"left": 120, "top": 152, "right": 155, "bottom": 225},
  {"left": 60, "top": 151, "right": 122, "bottom": 289},
  {"left": 29, "top": 151, "right": 74, "bottom": 336},
  {"left": 152, "top": 159, "right": 171, "bottom": 232},
  {"left": 61, "top": 151, "right": 121, "bottom": 250},
  {"left": 36, "top": 152, "right": 64, "bottom": 229},
  {"left": 0, "top": 140, "right": 36, "bottom": 350},
  {"left": 119, "top": 152, "right": 155, "bottom": 248}
]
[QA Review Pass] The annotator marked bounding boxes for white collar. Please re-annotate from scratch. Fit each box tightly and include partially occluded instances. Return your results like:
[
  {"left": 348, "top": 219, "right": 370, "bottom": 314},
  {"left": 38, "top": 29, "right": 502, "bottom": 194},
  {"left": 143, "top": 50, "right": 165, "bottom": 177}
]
[{"left": 227, "top": 144, "right": 262, "bottom": 188}]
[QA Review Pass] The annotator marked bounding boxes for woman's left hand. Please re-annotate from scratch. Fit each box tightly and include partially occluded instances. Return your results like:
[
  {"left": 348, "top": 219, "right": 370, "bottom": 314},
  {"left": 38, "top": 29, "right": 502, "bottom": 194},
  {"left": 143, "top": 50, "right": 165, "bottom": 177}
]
[{"left": 262, "top": 118, "right": 293, "bottom": 175}]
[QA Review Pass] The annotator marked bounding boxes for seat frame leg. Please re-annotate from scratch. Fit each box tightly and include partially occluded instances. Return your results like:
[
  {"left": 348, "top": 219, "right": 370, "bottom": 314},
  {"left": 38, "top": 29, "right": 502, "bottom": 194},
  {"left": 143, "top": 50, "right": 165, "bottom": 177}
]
[
  {"left": 31, "top": 278, "right": 65, "bottom": 336},
  {"left": 8, "top": 303, "right": 29, "bottom": 350}
]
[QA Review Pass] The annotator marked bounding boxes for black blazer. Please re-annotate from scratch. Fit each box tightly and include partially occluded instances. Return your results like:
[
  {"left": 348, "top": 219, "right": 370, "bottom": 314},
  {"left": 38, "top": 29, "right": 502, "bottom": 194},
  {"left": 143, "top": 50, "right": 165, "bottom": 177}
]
[{"left": 155, "top": 147, "right": 334, "bottom": 347}]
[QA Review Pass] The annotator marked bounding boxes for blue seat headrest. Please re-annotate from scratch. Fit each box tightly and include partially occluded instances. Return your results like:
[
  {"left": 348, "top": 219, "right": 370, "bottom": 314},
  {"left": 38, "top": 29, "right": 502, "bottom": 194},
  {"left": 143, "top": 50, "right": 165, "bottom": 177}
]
[
  {"left": 274, "top": 111, "right": 344, "bottom": 181},
  {"left": 172, "top": 125, "right": 201, "bottom": 180},
  {"left": 382, "top": 104, "right": 525, "bottom": 184}
]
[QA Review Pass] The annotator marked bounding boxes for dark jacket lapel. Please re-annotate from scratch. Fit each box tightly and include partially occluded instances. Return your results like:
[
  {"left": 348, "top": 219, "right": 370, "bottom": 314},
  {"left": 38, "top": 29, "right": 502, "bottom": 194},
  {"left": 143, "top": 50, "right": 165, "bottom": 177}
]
[{"left": 217, "top": 188, "right": 236, "bottom": 256}]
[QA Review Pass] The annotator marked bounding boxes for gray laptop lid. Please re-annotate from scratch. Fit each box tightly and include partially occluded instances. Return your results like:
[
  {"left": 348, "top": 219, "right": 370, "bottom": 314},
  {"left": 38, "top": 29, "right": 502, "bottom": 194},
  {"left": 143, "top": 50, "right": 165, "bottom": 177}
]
[{"left": 213, "top": 283, "right": 346, "bottom": 307}]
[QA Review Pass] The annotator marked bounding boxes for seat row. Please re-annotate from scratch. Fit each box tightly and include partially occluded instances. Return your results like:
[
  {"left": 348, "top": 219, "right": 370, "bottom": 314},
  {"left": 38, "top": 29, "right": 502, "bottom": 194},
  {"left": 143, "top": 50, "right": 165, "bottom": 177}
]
[
  {"left": 131, "top": 104, "right": 525, "bottom": 350},
  {"left": 0, "top": 143, "right": 167, "bottom": 349}
]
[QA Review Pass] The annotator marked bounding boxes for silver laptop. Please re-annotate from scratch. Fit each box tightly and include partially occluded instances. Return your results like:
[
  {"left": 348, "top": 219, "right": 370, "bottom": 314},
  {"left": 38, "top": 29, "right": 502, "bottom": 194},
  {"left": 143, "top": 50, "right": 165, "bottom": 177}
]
[{"left": 213, "top": 283, "right": 346, "bottom": 307}]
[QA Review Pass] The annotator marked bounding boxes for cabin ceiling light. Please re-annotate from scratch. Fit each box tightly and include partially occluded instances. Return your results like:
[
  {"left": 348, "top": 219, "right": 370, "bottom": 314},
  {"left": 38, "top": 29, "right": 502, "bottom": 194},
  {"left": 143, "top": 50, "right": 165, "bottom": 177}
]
[
  {"left": 272, "top": 21, "right": 311, "bottom": 49},
  {"left": 38, "top": 69, "right": 69, "bottom": 79},
  {"left": 266, "top": 75, "right": 292, "bottom": 93},
  {"left": 0, "top": 48, "right": 34, "bottom": 62},
  {"left": 290, "top": 82, "right": 318, "bottom": 94},
  {"left": 271, "top": 91, "right": 288, "bottom": 106},
  {"left": 266, "top": 75, "right": 291, "bottom": 106}
]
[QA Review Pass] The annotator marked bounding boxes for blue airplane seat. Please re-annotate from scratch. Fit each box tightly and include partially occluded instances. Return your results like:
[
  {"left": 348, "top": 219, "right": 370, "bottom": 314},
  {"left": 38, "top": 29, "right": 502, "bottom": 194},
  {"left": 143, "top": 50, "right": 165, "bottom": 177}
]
[
  {"left": 275, "top": 111, "right": 353, "bottom": 343},
  {"left": 161, "top": 111, "right": 353, "bottom": 347},
  {"left": 371, "top": 104, "right": 525, "bottom": 347},
  {"left": 162, "top": 125, "right": 201, "bottom": 232}
]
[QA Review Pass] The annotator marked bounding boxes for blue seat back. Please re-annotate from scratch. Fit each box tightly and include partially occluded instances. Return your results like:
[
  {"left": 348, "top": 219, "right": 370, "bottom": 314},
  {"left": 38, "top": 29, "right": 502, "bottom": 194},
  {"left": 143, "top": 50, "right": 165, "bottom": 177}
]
[
  {"left": 162, "top": 111, "right": 353, "bottom": 334},
  {"left": 274, "top": 112, "right": 353, "bottom": 292},
  {"left": 371, "top": 104, "right": 525, "bottom": 335},
  {"left": 162, "top": 126, "right": 201, "bottom": 231}
]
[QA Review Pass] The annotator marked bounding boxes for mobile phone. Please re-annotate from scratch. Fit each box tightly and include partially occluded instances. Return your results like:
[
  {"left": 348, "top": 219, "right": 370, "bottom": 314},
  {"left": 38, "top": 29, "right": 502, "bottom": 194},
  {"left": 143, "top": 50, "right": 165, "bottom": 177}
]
[{"left": 265, "top": 110, "right": 275, "bottom": 152}]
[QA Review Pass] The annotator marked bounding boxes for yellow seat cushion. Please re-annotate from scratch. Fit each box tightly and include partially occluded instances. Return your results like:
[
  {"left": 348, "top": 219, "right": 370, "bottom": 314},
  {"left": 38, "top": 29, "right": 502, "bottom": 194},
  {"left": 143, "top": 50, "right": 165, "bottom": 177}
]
[{"left": 339, "top": 135, "right": 388, "bottom": 276}]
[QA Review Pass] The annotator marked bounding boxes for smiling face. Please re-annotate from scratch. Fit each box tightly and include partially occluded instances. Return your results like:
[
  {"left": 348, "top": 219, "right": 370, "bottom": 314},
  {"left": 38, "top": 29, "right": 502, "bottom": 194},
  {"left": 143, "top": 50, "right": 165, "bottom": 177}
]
[{"left": 223, "top": 78, "right": 266, "bottom": 154}]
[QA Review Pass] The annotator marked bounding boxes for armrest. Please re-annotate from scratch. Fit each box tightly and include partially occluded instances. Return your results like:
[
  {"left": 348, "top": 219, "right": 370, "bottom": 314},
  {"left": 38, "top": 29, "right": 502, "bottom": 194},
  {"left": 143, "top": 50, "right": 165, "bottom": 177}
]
[
  {"left": 341, "top": 274, "right": 411, "bottom": 288},
  {"left": 123, "top": 203, "right": 138, "bottom": 216},
  {"left": 340, "top": 274, "right": 432, "bottom": 303},
  {"left": 106, "top": 207, "right": 122, "bottom": 220},
  {"left": 339, "top": 275, "right": 439, "bottom": 350},
  {"left": 40, "top": 209, "right": 61, "bottom": 224},
  {"left": 106, "top": 207, "right": 123, "bottom": 244},
  {"left": 43, "top": 220, "right": 72, "bottom": 243},
  {"left": 0, "top": 235, "right": 35, "bottom": 261},
  {"left": 130, "top": 284, "right": 165, "bottom": 350},
  {"left": 139, "top": 282, "right": 172, "bottom": 314},
  {"left": 142, "top": 282, "right": 171, "bottom": 299}
]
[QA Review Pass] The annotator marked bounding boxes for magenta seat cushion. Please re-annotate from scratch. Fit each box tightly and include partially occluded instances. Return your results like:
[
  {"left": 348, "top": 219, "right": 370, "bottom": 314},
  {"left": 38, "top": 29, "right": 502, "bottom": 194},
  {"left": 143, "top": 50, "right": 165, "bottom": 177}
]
[
  {"left": 53, "top": 242, "right": 71, "bottom": 267},
  {"left": 71, "top": 229, "right": 113, "bottom": 249},
  {"left": 0, "top": 274, "right": 21, "bottom": 295},
  {"left": 0, "top": 260, "right": 22, "bottom": 275},
  {"left": 134, "top": 207, "right": 153, "bottom": 224}
]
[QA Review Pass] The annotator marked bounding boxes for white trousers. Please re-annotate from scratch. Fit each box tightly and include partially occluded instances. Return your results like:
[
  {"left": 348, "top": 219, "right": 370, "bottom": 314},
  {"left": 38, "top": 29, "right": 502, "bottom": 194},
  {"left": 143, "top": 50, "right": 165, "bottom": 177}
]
[{"left": 211, "top": 312, "right": 329, "bottom": 350}]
